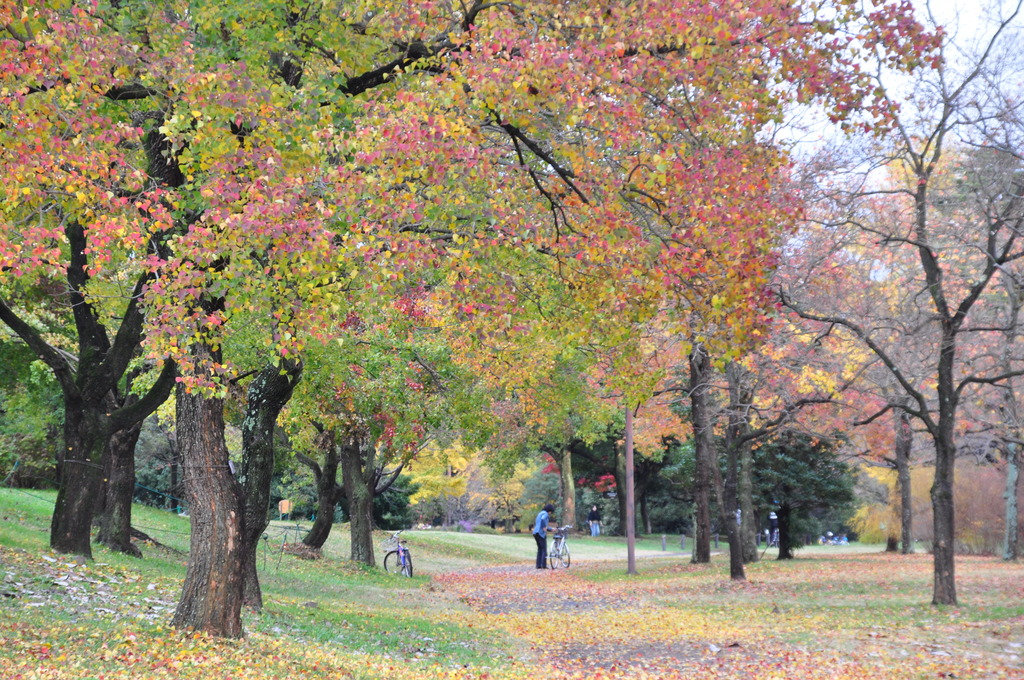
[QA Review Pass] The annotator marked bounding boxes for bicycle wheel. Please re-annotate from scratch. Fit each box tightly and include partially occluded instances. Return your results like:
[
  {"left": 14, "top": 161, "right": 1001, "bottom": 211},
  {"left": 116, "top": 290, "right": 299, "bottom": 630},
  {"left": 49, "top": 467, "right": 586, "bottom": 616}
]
[
  {"left": 548, "top": 540, "right": 562, "bottom": 569},
  {"left": 558, "top": 544, "right": 570, "bottom": 568},
  {"left": 383, "top": 550, "right": 401, "bottom": 574},
  {"left": 401, "top": 551, "right": 413, "bottom": 577}
]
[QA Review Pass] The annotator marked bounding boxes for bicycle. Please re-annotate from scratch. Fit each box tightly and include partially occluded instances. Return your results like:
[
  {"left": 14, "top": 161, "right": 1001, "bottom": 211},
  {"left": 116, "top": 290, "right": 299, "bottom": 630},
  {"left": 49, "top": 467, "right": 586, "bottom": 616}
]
[
  {"left": 548, "top": 525, "right": 572, "bottom": 569},
  {"left": 382, "top": 530, "right": 413, "bottom": 577}
]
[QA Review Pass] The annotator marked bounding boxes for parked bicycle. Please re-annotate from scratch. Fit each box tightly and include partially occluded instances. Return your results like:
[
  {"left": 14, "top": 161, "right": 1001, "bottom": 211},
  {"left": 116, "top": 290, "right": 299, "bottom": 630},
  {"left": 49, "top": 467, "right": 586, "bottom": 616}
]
[
  {"left": 382, "top": 530, "right": 413, "bottom": 577},
  {"left": 548, "top": 525, "right": 572, "bottom": 569}
]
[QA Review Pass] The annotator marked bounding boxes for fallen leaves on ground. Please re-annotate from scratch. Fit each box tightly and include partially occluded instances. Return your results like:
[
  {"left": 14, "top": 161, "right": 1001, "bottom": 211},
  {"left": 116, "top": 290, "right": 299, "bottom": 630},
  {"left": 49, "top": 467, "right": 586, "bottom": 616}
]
[
  {"left": 2, "top": 546, "right": 1023, "bottom": 679},
  {"left": 429, "top": 556, "right": 1024, "bottom": 680}
]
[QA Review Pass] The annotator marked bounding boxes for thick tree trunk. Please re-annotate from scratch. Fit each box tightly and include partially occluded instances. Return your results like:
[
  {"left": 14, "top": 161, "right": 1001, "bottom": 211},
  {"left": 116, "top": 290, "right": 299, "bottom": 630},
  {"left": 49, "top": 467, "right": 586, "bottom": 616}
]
[
  {"left": 340, "top": 437, "right": 376, "bottom": 565},
  {"left": 930, "top": 324, "right": 958, "bottom": 605},
  {"left": 777, "top": 503, "right": 795, "bottom": 560},
  {"left": 239, "top": 359, "right": 301, "bottom": 609},
  {"left": 1000, "top": 284, "right": 1021, "bottom": 561},
  {"left": 722, "top": 442, "right": 744, "bottom": 580},
  {"left": 690, "top": 346, "right": 713, "bottom": 564},
  {"left": 894, "top": 406, "right": 914, "bottom": 554},
  {"left": 725, "top": 363, "right": 758, "bottom": 564},
  {"left": 1005, "top": 444, "right": 1020, "bottom": 560},
  {"left": 724, "top": 363, "right": 747, "bottom": 580},
  {"left": 172, "top": 354, "right": 245, "bottom": 637},
  {"left": 301, "top": 432, "right": 344, "bottom": 551},
  {"left": 931, "top": 435, "right": 957, "bottom": 604},
  {"left": 96, "top": 415, "right": 143, "bottom": 557},
  {"left": 50, "top": 399, "right": 108, "bottom": 557},
  {"left": 555, "top": 448, "right": 575, "bottom": 530},
  {"left": 49, "top": 362, "right": 174, "bottom": 557}
]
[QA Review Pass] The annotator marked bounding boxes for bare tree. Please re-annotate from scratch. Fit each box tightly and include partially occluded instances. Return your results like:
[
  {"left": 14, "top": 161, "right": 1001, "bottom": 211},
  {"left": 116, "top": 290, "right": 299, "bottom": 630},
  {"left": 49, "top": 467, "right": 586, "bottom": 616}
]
[{"left": 785, "top": 0, "right": 1024, "bottom": 604}]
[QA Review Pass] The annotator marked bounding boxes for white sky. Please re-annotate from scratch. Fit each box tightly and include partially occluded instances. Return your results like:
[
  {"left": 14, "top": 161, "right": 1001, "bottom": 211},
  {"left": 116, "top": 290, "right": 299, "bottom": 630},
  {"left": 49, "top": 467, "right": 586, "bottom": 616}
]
[{"left": 915, "top": 0, "right": 1022, "bottom": 51}]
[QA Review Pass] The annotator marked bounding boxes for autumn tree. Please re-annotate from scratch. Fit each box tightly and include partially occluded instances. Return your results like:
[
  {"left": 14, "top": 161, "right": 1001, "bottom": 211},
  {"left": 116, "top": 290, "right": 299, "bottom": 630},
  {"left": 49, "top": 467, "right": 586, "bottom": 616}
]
[
  {"left": 0, "top": 0, "right": 178, "bottom": 557},
  {"left": 237, "top": 358, "right": 302, "bottom": 608},
  {"left": 707, "top": 326, "right": 858, "bottom": 578},
  {"left": 782, "top": 160, "right": 938, "bottom": 555},
  {"left": 959, "top": 50, "right": 1024, "bottom": 559},
  {"left": 3, "top": 0, "right": 940, "bottom": 634},
  {"left": 785, "top": 3, "right": 1024, "bottom": 603},
  {"left": 283, "top": 284, "right": 483, "bottom": 564}
]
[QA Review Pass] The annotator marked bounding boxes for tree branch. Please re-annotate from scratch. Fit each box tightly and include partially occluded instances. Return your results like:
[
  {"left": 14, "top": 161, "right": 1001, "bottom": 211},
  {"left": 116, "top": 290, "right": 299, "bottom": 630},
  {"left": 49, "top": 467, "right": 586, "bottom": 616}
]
[
  {"left": 0, "top": 295, "right": 78, "bottom": 397},
  {"left": 374, "top": 461, "right": 405, "bottom": 495},
  {"left": 778, "top": 289, "right": 936, "bottom": 434},
  {"left": 499, "top": 122, "right": 589, "bottom": 205},
  {"left": 108, "top": 360, "right": 177, "bottom": 432}
]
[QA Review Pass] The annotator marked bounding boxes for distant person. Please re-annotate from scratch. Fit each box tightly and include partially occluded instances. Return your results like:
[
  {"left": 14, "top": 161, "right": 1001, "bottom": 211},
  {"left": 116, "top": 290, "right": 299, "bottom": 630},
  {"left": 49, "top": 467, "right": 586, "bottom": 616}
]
[
  {"left": 588, "top": 505, "right": 602, "bottom": 537},
  {"left": 533, "top": 504, "right": 554, "bottom": 569},
  {"left": 768, "top": 511, "right": 779, "bottom": 547}
]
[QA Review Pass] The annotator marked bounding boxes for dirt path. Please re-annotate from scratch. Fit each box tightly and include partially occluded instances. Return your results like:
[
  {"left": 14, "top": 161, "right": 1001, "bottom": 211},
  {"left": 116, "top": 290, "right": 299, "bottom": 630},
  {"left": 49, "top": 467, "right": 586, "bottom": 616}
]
[
  {"left": 432, "top": 564, "right": 755, "bottom": 677},
  {"left": 429, "top": 559, "right": 1023, "bottom": 680}
]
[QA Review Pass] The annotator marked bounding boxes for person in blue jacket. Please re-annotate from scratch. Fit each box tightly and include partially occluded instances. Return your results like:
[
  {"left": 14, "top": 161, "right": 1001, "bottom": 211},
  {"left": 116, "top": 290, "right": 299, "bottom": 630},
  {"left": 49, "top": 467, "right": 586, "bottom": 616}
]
[{"left": 533, "top": 504, "right": 554, "bottom": 568}]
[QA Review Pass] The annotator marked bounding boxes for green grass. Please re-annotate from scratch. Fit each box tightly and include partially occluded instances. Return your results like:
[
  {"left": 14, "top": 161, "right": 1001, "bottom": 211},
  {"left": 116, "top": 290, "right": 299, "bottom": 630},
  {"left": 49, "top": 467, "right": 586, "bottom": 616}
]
[
  {"left": 1, "top": 488, "right": 1022, "bottom": 680},
  {"left": 0, "top": 489, "right": 513, "bottom": 670}
]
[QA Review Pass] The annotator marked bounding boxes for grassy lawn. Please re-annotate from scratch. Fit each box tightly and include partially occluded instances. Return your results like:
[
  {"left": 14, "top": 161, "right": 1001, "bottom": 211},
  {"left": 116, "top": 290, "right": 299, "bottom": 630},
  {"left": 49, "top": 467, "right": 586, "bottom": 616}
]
[{"left": 0, "top": 488, "right": 1021, "bottom": 679}]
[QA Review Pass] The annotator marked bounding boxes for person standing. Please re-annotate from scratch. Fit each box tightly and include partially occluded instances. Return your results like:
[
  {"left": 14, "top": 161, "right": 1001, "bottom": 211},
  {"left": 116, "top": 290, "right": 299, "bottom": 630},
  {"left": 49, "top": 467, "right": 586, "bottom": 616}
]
[
  {"left": 768, "top": 511, "right": 779, "bottom": 547},
  {"left": 587, "top": 505, "right": 602, "bottom": 537},
  {"left": 533, "top": 504, "right": 554, "bottom": 568}
]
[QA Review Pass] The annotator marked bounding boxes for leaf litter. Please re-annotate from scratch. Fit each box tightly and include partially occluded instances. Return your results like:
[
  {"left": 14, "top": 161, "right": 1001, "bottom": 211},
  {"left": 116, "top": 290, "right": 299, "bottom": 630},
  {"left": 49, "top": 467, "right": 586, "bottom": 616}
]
[{"left": 1, "top": 546, "right": 1023, "bottom": 679}]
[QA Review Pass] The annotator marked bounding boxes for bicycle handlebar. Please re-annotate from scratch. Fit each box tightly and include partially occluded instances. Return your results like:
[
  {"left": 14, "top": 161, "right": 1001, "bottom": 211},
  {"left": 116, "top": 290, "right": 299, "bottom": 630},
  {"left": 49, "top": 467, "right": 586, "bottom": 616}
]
[{"left": 383, "top": 530, "right": 408, "bottom": 548}]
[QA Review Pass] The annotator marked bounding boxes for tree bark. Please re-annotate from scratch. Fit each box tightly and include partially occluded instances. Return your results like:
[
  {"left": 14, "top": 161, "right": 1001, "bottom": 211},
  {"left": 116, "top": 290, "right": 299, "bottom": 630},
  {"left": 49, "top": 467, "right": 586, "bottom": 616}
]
[
  {"left": 722, "top": 442, "right": 744, "bottom": 579},
  {"left": 931, "top": 437, "right": 957, "bottom": 604},
  {"left": 723, "top": 363, "right": 747, "bottom": 580},
  {"left": 894, "top": 405, "right": 914, "bottom": 554},
  {"left": 690, "top": 346, "right": 713, "bottom": 564},
  {"left": 171, "top": 346, "right": 245, "bottom": 638},
  {"left": 1000, "top": 278, "right": 1021, "bottom": 561},
  {"left": 930, "top": 321, "right": 958, "bottom": 605},
  {"left": 553, "top": 447, "right": 575, "bottom": 529},
  {"left": 777, "top": 503, "right": 795, "bottom": 560},
  {"left": 1005, "top": 444, "right": 1020, "bottom": 561},
  {"left": 51, "top": 398, "right": 108, "bottom": 557},
  {"left": 725, "top": 363, "right": 758, "bottom": 563},
  {"left": 96, "top": 412, "right": 143, "bottom": 557},
  {"left": 340, "top": 436, "right": 376, "bottom": 565},
  {"left": 239, "top": 359, "right": 302, "bottom": 609},
  {"left": 301, "top": 432, "right": 344, "bottom": 551}
]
